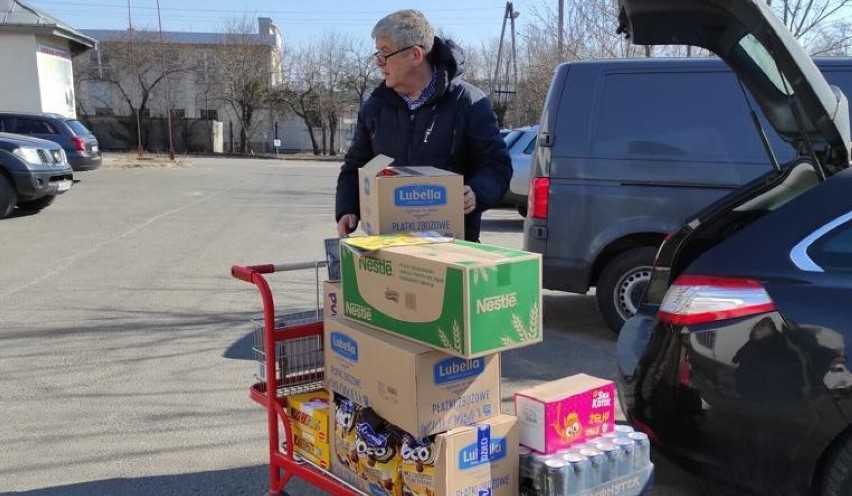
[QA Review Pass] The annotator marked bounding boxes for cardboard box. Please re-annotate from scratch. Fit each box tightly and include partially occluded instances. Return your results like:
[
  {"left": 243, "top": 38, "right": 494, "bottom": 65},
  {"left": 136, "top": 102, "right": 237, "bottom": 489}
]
[
  {"left": 358, "top": 154, "right": 464, "bottom": 239},
  {"left": 287, "top": 389, "right": 330, "bottom": 443},
  {"left": 339, "top": 234, "right": 543, "bottom": 358},
  {"left": 332, "top": 395, "right": 519, "bottom": 496},
  {"left": 324, "top": 282, "right": 501, "bottom": 438},
  {"left": 401, "top": 414, "right": 519, "bottom": 496},
  {"left": 290, "top": 422, "right": 331, "bottom": 470},
  {"left": 515, "top": 374, "right": 616, "bottom": 454}
]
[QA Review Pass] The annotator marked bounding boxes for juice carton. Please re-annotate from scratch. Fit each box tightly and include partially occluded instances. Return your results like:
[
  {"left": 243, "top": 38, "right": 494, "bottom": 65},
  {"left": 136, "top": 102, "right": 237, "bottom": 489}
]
[{"left": 515, "top": 374, "right": 616, "bottom": 454}]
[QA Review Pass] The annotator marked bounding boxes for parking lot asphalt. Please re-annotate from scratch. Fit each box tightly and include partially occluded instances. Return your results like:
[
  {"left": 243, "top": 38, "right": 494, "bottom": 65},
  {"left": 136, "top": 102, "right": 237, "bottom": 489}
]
[{"left": 0, "top": 156, "right": 748, "bottom": 495}]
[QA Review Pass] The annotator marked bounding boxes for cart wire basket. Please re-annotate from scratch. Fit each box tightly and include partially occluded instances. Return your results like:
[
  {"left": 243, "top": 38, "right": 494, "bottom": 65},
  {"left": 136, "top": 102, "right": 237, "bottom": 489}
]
[
  {"left": 251, "top": 310, "right": 324, "bottom": 395},
  {"left": 232, "top": 259, "right": 364, "bottom": 496}
]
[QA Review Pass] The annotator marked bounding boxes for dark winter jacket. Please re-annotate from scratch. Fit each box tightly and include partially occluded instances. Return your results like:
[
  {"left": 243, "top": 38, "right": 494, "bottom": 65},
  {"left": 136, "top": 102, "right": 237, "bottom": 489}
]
[{"left": 335, "top": 36, "right": 512, "bottom": 242}]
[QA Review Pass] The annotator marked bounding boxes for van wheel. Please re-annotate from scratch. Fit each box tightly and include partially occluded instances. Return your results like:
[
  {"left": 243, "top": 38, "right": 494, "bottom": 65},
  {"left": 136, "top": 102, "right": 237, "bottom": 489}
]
[
  {"left": 0, "top": 175, "right": 17, "bottom": 219},
  {"left": 596, "top": 247, "right": 657, "bottom": 334},
  {"left": 818, "top": 435, "right": 852, "bottom": 496},
  {"left": 17, "top": 195, "right": 56, "bottom": 211}
]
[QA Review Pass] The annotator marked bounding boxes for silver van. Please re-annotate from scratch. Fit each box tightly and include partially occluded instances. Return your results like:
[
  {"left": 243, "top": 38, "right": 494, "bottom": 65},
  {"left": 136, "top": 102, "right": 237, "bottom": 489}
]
[{"left": 523, "top": 57, "right": 852, "bottom": 333}]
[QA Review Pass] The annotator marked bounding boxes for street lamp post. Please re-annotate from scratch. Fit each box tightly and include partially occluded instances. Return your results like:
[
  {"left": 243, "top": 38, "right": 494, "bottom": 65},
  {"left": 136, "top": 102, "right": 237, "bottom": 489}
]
[{"left": 155, "top": 0, "right": 175, "bottom": 160}]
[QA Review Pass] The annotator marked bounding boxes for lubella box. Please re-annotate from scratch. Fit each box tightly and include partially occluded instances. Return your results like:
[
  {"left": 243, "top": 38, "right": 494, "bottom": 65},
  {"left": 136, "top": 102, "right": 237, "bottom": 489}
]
[
  {"left": 358, "top": 154, "right": 465, "bottom": 239},
  {"left": 515, "top": 374, "right": 616, "bottom": 454},
  {"left": 339, "top": 234, "right": 542, "bottom": 359},
  {"left": 324, "top": 282, "right": 502, "bottom": 438}
]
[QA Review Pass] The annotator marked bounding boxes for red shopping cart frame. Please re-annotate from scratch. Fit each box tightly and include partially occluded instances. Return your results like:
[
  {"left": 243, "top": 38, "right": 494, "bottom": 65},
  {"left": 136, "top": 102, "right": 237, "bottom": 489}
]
[{"left": 232, "top": 262, "right": 362, "bottom": 496}]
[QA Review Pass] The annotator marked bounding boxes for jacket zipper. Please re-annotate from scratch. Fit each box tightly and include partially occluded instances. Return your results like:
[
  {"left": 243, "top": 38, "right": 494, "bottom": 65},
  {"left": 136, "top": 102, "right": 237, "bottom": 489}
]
[{"left": 407, "top": 112, "right": 415, "bottom": 164}]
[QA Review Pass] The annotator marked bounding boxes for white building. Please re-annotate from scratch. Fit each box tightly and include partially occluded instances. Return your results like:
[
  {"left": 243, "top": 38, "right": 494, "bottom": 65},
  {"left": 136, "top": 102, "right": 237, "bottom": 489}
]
[
  {"left": 0, "top": 0, "right": 95, "bottom": 118},
  {"left": 77, "top": 18, "right": 332, "bottom": 153}
]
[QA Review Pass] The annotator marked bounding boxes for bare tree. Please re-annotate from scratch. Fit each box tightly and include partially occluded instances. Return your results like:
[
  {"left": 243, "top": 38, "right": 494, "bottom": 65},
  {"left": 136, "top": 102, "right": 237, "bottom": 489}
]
[
  {"left": 339, "top": 37, "right": 380, "bottom": 110},
  {"left": 273, "top": 32, "right": 380, "bottom": 155},
  {"left": 271, "top": 44, "right": 323, "bottom": 154},
  {"left": 314, "top": 31, "right": 353, "bottom": 155},
  {"left": 72, "top": 29, "right": 190, "bottom": 145},
  {"left": 768, "top": 0, "right": 852, "bottom": 47},
  {"left": 213, "top": 17, "right": 281, "bottom": 154}
]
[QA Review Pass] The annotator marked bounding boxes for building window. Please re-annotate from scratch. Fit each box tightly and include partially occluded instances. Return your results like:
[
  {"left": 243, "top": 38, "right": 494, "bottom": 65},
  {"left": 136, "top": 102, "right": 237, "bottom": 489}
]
[
  {"left": 88, "top": 50, "right": 112, "bottom": 80},
  {"left": 171, "top": 109, "right": 186, "bottom": 119},
  {"left": 200, "top": 109, "right": 218, "bottom": 120},
  {"left": 95, "top": 107, "right": 115, "bottom": 116},
  {"left": 138, "top": 108, "right": 151, "bottom": 118}
]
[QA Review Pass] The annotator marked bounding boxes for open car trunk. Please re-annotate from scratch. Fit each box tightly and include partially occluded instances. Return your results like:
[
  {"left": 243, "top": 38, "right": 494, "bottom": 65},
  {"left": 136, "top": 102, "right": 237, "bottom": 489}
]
[{"left": 644, "top": 160, "right": 821, "bottom": 304}]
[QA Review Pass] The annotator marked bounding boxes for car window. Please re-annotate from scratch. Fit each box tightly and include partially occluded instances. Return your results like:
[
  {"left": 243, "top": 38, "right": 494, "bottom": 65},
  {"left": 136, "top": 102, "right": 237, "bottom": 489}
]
[
  {"left": 809, "top": 218, "right": 852, "bottom": 271},
  {"left": 591, "top": 71, "right": 770, "bottom": 163},
  {"left": 823, "top": 71, "right": 852, "bottom": 107},
  {"left": 503, "top": 130, "right": 523, "bottom": 148},
  {"left": 523, "top": 134, "right": 537, "bottom": 155},
  {"left": 0, "top": 116, "right": 12, "bottom": 133},
  {"left": 15, "top": 118, "right": 57, "bottom": 135},
  {"left": 66, "top": 120, "right": 92, "bottom": 136}
]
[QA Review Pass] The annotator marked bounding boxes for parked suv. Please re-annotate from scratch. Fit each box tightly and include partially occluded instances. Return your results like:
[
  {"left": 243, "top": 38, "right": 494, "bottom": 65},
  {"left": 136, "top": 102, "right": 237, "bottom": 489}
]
[
  {"left": 501, "top": 125, "right": 538, "bottom": 217},
  {"left": 0, "top": 112, "right": 101, "bottom": 171},
  {"left": 523, "top": 56, "right": 852, "bottom": 333},
  {"left": 0, "top": 132, "right": 74, "bottom": 218}
]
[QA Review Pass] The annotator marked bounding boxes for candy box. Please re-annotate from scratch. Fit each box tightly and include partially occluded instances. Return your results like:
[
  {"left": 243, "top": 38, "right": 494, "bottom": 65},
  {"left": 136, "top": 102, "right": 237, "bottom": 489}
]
[
  {"left": 515, "top": 374, "right": 616, "bottom": 454},
  {"left": 287, "top": 389, "right": 330, "bottom": 443}
]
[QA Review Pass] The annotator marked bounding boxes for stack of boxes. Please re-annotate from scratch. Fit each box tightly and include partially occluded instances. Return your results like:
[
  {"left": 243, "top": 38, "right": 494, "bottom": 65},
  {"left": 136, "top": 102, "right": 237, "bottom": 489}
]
[
  {"left": 273, "top": 156, "right": 653, "bottom": 495},
  {"left": 318, "top": 156, "right": 544, "bottom": 496}
]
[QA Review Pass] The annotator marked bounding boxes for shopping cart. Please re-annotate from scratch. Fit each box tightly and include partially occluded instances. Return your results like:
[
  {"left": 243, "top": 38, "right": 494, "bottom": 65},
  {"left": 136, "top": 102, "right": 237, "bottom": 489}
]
[{"left": 231, "top": 259, "right": 362, "bottom": 496}]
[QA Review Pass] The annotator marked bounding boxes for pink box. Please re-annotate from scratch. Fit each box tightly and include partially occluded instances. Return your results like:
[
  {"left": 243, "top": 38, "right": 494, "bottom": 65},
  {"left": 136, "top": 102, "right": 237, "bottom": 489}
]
[{"left": 514, "top": 374, "right": 616, "bottom": 454}]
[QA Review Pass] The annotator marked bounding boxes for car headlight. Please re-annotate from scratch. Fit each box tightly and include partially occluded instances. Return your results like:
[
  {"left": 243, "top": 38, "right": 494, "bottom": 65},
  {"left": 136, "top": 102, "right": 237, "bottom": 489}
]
[
  {"left": 54, "top": 148, "right": 68, "bottom": 164},
  {"left": 12, "top": 147, "right": 44, "bottom": 165}
]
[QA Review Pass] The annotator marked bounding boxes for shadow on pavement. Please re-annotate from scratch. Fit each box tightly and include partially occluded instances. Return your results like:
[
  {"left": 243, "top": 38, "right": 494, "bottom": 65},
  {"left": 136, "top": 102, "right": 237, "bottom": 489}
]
[
  {"left": 479, "top": 213, "right": 524, "bottom": 233},
  {"left": 8, "top": 466, "right": 274, "bottom": 496}
]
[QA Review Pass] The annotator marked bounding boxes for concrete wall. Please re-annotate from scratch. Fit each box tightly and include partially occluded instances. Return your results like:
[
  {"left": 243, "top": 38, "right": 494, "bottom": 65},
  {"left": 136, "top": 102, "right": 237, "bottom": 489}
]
[
  {"left": 0, "top": 33, "right": 41, "bottom": 112},
  {"left": 79, "top": 115, "right": 223, "bottom": 154}
]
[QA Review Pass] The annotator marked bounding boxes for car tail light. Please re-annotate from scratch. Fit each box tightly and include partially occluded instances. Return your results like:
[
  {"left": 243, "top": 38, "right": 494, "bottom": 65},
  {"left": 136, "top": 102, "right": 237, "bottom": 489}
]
[
  {"left": 630, "top": 417, "right": 659, "bottom": 444},
  {"left": 658, "top": 275, "right": 776, "bottom": 326},
  {"left": 529, "top": 177, "right": 549, "bottom": 219},
  {"left": 71, "top": 136, "right": 86, "bottom": 152}
]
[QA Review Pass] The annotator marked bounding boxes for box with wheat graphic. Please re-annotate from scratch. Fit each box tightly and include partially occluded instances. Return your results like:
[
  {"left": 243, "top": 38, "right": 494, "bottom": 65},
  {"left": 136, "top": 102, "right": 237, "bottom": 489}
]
[{"left": 339, "top": 234, "right": 543, "bottom": 359}]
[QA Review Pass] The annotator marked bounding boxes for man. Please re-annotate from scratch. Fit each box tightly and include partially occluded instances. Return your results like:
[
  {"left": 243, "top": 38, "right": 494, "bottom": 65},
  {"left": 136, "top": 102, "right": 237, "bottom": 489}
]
[{"left": 335, "top": 9, "right": 512, "bottom": 242}]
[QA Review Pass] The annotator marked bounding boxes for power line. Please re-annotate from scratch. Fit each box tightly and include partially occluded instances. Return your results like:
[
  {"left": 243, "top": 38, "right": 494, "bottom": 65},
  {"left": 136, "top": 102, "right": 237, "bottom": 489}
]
[{"left": 32, "top": 0, "right": 503, "bottom": 15}]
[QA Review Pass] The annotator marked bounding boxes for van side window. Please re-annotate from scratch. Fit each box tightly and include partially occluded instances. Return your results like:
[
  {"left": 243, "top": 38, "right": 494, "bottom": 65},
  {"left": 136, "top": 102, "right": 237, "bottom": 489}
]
[{"left": 591, "top": 71, "right": 769, "bottom": 163}]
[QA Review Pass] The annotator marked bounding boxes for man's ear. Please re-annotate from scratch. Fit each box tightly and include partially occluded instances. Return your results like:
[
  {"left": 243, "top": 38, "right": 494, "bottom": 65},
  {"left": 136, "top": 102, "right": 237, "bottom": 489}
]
[{"left": 413, "top": 46, "right": 427, "bottom": 64}]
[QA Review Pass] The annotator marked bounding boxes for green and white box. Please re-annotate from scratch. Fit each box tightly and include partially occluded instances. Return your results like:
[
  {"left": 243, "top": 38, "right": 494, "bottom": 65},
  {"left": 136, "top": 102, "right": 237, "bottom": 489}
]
[{"left": 340, "top": 234, "right": 542, "bottom": 358}]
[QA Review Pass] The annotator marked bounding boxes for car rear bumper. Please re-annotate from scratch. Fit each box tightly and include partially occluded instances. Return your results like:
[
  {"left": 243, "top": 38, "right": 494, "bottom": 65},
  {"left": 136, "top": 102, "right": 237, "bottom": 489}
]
[
  {"left": 540, "top": 257, "right": 591, "bottom": 293},
  {"left": 69, "top": 154, "right": 102, "bottom": 171},
  {"left": 11, "top": 169, "right": 73, "bottom": 199},
  {"left": 500, "top": 190, "right": 527, "bottom": 209}
]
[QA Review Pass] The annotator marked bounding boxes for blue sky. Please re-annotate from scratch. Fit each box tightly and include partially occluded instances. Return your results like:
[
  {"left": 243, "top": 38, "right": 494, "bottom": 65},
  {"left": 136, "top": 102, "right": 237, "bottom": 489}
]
[{"left": 28, "top": 0, "right": 539, "bottom": 47}]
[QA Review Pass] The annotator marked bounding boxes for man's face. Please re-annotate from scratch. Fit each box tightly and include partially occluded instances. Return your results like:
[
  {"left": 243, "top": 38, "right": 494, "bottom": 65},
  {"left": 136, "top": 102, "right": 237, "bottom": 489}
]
[{"left": 374, "top": 36, "right": 417, "bottom": 91}]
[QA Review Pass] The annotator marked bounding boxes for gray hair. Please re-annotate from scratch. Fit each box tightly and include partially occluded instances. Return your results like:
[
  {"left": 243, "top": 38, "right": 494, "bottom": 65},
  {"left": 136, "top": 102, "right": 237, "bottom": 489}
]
[{"left": 371, "top": 9, "right": 434, "bottom": 53}]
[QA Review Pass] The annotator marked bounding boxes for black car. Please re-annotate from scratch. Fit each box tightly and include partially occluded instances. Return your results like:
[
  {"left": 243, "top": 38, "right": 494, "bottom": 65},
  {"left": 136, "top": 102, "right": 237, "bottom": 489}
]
[
  {"left": 614, "top": 1, "right": 852, "bottom": 495},
  {"left": 0, "top": 112, "right": 101, "bottom": 171},
  {"left": 0, "top": 132, "right": 74, "bottom": 218}
]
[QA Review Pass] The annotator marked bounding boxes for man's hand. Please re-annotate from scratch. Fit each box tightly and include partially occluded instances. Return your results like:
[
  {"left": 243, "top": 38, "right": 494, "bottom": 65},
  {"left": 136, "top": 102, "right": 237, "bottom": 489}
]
[
  {"left": 463, "top": 185, "right": 477, "bottom": 214},
  {"left": 337, "top": 214, "right": 359, "bottom": 237}
]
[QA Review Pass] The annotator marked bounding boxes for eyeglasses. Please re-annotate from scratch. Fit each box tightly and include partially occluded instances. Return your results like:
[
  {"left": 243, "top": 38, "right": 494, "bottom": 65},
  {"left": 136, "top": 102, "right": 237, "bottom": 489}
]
[{"left": 372, "top": 45, "right": 419, "bottom": 64}]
